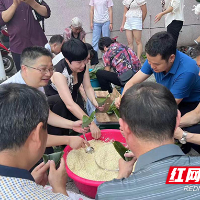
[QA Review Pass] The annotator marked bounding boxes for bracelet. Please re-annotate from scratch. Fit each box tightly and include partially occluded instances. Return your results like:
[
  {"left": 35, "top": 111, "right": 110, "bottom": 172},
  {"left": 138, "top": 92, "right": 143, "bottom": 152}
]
[{"left": 110, "top": 23, "right": 113, "bottom": 24}]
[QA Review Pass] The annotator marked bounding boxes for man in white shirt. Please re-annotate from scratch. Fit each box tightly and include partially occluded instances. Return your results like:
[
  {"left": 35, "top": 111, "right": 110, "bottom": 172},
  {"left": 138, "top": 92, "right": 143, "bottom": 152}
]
[
  {"left": 2, "top": 46, "right": 89, "bottom": 150},
  {"left": 45, "top": 35, "right": 64, "bottom": 56}
]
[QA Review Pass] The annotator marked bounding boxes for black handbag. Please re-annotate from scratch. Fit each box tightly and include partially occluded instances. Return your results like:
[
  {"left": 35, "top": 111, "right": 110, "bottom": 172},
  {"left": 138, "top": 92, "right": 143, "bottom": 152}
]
[
  {"left": 128, "top": 0, "right": 134, "bottom": 10},
  {"left": 118, "top": 69, "right": 135, "bottom": 86}
]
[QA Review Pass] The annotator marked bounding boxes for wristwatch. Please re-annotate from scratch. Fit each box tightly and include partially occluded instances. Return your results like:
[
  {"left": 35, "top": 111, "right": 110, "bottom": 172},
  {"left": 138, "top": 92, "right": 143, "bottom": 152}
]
[{"left": 179, "top": 131, "right": 187, "bottom": 144}]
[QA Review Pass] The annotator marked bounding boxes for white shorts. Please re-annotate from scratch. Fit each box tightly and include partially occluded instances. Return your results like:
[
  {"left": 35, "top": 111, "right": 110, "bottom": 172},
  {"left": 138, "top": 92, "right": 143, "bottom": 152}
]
[{"left": 124, "top": 17, "right": 142, "bottom": 31}]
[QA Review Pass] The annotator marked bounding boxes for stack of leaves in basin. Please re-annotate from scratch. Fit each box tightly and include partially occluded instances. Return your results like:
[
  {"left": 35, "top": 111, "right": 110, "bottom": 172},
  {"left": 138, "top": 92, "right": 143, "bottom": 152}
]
[{"left": 107, "top": 100, "right": 120, "bottom": 119}]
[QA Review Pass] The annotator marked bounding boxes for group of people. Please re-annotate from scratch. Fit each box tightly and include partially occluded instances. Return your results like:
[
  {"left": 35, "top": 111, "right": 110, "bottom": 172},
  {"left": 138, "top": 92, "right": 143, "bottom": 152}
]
[
  {"left": 0, "top": 0, "right": 200, "bottom": 199},
  {"left": 0, "top": 0, "right": 184, "bottom": 70}
]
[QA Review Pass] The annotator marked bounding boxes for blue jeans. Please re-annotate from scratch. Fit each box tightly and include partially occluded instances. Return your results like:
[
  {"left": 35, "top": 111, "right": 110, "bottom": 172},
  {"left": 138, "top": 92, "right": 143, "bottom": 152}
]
[{"left": 92, "top": 21, "right": 110, "bottom": 52}]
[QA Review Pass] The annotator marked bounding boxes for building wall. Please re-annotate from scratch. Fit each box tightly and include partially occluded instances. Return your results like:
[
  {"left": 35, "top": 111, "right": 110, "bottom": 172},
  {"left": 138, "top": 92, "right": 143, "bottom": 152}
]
[{"left": 45, "top": 0, "right": 200, "bottom": 49}]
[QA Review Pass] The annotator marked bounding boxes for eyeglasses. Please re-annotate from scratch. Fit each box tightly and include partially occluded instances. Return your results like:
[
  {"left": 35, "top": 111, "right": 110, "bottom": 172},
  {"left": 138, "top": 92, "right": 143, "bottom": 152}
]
[{"left": 26, "top": 65, "right": 54, "bottom": 74}]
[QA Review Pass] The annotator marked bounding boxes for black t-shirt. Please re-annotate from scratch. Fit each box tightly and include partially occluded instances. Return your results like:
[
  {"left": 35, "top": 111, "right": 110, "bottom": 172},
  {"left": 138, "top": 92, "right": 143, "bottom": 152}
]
[{"left": 44, "top": 59, "right": 86, "bottom": 102}]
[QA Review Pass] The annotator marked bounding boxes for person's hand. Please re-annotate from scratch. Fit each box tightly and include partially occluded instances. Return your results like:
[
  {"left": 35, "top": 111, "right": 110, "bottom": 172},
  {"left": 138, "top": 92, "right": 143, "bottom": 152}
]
[
  {"left": 48, "top": 158, "right": 68, "bottom": 195},
  {"left": 13, "top": 0, "right": 21, "bottom": 7},
  {"left": 155, "top": 13, "right": 163, "bottom": 23},
  {"left": 120, "top": 26, "right": 124, "bottom": 32},
  {"left": 67, "top": 136, "right": 90, "bottom": 149},
  {"left": 93, "top": 99, "right": 105, "bottom": 112},
  {"left": 90, "top": 122, "right": 101, "bottom": 139},
  {"left": 109, "top": 24, "right": 113, "bottom": 31},
  {"left": 31, "top": 161, "right": 50, "bottom": 187},
  {"left": 115, "top": 97, "right": 121, "bottom": 109},
  {"left": 124, "top": 151, "right": 135, "bottom": 158},
  {"left": 174, "top": 127, "right": 183, "bottom": 140},
  {"left": 96, "top": 104, "right": 105, "bottom": 112},
  {"left": 90, "top": 22, "right": 93, "bottom": 30},
  {"left": 117, "top": 157, "right": 137, "bottom": 179},
  {"left": 72, "top": 120, "right": 89, "bottom": 133}
]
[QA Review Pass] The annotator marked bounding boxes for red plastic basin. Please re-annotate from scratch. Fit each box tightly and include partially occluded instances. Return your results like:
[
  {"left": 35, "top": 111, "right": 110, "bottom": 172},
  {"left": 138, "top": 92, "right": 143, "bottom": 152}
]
[{"left": 63, "top": 129, "right": 126, "bottom": 199}]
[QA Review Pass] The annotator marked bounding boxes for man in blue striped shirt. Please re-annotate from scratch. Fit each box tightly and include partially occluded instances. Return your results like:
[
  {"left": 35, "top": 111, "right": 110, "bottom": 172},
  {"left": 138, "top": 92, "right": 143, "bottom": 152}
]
[{"left": 96, "top": 82, "right": 200, "bottom": 200}]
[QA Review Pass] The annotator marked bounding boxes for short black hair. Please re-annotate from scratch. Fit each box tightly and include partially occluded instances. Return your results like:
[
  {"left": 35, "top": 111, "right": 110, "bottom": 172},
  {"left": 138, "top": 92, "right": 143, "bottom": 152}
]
[
  {"left": 98, "top": 37, "right": 115, "bottom": 51},
  {"left": 21, "top": 46, "right": 53, "bottom": 66},
  {"left": 49, "top": 35, "right": 64, "bottom": 44},
  {"left": 145, "top": 32, "right": 176, "bottom": 62},
  {"left": 120, "top": 82, "right": 177, "bottom": 142},
  {"left": 61, "top": 39, "right": 88, "bottom": 63},
  {"left": 85, "top": 43, "right": 95, "bottom": 59},
  {"left": 0, "top": 83, "right": 49, "bottom": 151}
]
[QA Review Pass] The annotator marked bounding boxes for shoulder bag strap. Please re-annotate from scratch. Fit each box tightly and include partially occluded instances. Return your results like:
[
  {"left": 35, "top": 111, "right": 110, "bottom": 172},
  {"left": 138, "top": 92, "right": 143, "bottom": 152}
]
[{"left": 128, "top": 0, "right": 135, "bottom": 10}]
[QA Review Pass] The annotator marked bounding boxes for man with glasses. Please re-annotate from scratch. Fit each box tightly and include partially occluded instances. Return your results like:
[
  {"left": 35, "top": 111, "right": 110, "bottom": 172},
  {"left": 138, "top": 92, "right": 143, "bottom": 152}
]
[{"left": 1, "top": 46, "right": 89, "bottom": 151}]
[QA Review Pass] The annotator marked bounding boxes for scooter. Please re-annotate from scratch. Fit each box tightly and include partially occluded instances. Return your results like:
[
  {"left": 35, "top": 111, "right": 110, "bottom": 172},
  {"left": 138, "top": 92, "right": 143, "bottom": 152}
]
[
  {"left": 0, "top": 26, "right": 14, "bottom": 73},
  {"left": 0, "top": 43, "right": 14, "bottom": 73}
]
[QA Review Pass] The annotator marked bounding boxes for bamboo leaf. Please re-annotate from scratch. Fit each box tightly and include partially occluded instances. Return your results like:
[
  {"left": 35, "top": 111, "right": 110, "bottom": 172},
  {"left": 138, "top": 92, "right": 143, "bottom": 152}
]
[
  {"left": 43, "top": 151, "right": 64, "bottom": 173},
  {"left": 107, "top": 100, "right": 120, "bottom": 119},
  {"left": 82, "top": 111, "right": 95, "bottom": 128},
  {"left": 113, "top": 108, "right": 120, "bottom": 119},
  {"left": 96, "top": 94, "right": 110, "bottom": 106},
  {"left": 113, "top": 141, "right": 128, "bottom": 160}
]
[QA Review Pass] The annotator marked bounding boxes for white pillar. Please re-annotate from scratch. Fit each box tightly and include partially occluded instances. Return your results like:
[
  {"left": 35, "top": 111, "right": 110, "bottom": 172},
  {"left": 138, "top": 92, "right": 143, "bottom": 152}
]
[{"left": 0, "top": 51, "right": 6, "bottom": 81}]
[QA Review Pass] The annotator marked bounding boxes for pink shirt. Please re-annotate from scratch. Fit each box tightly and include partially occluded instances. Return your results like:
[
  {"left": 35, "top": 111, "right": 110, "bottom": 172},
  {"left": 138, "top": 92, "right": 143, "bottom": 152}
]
[
  {"left": 63, "top": 27, "right": 86, "bottom": 42},
  {"left": 103, "top": 42, "right": 141, "bottom": 75}
]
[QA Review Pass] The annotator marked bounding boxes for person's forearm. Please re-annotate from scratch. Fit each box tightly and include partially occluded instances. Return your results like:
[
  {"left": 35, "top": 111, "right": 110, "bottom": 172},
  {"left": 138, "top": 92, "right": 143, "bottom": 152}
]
[
  {"left": 141, "top": 5, "right": 147, "bottom": 22},
  {"left": 29, "top": 1, "right": 48, "bottom": 17},
  {"left": 52, "top": 188, "right": 68, "bottom": 196},
  {"left": 122, "top": 81, "right": 132, "bottom": 96},
  {"left": 66, "top": 102, "right": 88, "bottom": 120},
  {"left": 109, "top": 7, "right": 113, "bottom": 24},
  {"left": 48, "top": 110, "right": 74, "bottom": 129},
  {"left": 121, "top": 7, "right": 127, "bottom": 26},
  {"left": 122, "top": 71, "right": 150, "bottom": 96},
  {"left": 90, "top": 7, "right": 94, "bottom": 24},
  {"left": 176, "top": 130, "right": 200, "bottom": 146},
  {"left": 46, "top": 135, "right": 70, "bottom": 147},
  {"left": 180, "top": 110, "right": 200, "bottom": 128},
  {"left": 117, "top": 172, "right": 125, "bottom": 179},
  {"left": 2, "top": 4, "right": 17, "bottom": 23},
  {"left": 186, "top": 132, "right": 200, "bottom": 145},
  {"left": 85, "top": 86, "right": 96, "bottom": 105},
  {"left": 161, "top": 6, "right": 173, "bottom": 16}
]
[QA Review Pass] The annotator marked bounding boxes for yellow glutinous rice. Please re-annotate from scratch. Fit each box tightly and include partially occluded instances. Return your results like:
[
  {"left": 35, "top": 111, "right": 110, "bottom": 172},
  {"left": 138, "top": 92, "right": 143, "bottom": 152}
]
[{"left": 67, "top": 140, "right": 121, "bottom": 181}]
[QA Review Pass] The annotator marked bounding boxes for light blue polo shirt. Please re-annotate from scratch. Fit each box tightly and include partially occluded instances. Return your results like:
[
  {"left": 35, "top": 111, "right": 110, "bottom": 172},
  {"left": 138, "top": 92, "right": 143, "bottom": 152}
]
[{"left": 141, "top": 50, "right": 200, "bottom": 102}]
